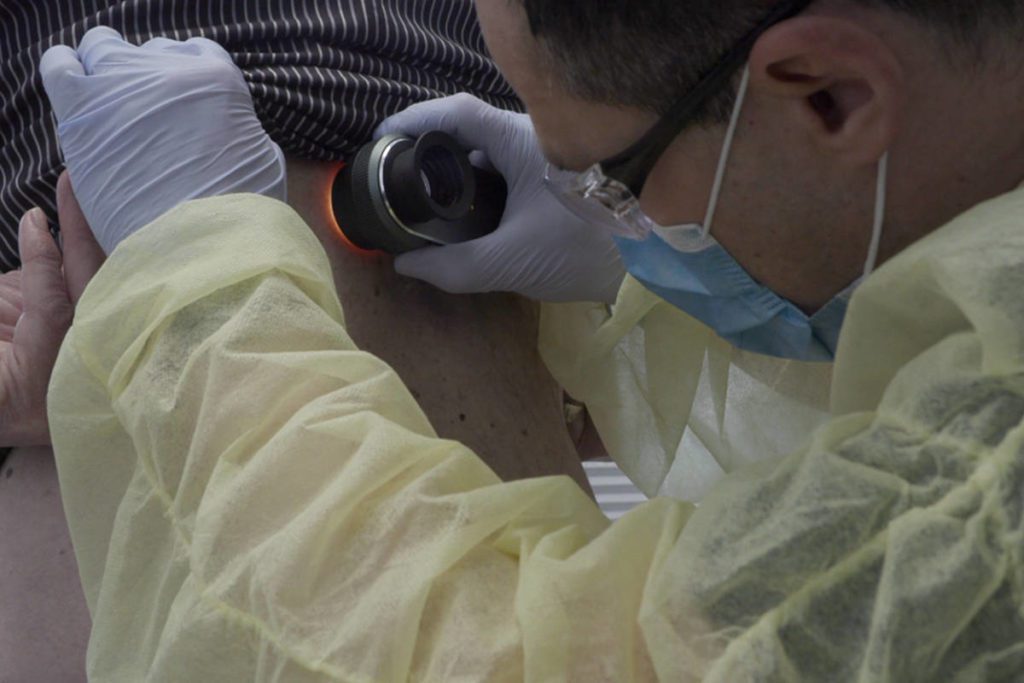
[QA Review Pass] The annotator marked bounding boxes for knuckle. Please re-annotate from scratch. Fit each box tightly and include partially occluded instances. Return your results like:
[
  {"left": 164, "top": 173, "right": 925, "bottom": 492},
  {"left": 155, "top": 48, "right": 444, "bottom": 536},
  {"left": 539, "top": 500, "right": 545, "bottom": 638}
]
[
  {"left": 448, "top": 92, "right": 478, "bottom": 106},
  {"left": 449, "top": 93, "right": 484, "bottom": 117}
]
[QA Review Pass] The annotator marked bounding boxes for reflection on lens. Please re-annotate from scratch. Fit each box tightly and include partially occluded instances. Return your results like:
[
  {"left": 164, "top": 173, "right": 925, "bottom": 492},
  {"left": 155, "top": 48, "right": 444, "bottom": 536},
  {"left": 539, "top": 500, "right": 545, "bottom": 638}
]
[{"left": 420, "top": 146, "right": 465, "bottom": 209}]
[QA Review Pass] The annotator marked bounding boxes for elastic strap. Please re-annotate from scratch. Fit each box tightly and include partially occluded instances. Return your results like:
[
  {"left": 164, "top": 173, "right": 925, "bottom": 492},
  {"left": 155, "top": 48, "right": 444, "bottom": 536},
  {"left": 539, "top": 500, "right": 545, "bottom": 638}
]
[
  {"left": 863, "top": 151, "right": 889, "bottom": 276},
  {"left": 703, "top": 65, "right": 751, "bottom": 238}
]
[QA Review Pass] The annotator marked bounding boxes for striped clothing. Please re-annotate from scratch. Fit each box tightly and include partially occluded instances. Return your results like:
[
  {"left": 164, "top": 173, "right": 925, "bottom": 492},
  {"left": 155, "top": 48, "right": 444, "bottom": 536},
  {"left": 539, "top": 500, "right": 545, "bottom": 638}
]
[
  {"left": 583, "top": 459, "right": 649, "bottom": 520},
  {"left": 0, "top": 0, "right": 520, "bottom": 270}
]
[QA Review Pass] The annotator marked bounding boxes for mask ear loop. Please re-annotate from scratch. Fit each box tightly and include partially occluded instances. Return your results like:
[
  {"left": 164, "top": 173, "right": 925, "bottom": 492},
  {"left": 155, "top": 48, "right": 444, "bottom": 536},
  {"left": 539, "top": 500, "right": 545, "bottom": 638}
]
[
  {"left": 701, "top": 65, "right": 752, "bottom": 239},
  {"left": 862, "top": 151, "right": 889, "bottom": 276}
]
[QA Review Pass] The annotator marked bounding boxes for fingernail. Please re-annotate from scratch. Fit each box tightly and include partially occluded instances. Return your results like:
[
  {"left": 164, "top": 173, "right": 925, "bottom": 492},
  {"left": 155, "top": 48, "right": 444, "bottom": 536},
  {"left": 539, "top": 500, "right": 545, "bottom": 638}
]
[{"left": 21, "top": 208, "right": 47, "bottom": 231}]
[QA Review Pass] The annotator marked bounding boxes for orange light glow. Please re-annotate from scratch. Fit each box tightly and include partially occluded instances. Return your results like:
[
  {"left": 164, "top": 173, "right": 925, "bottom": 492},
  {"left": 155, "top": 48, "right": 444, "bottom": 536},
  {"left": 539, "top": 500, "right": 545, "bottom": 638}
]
[{"left": 324, "top": 162, "right": 382, "bottom": 258}]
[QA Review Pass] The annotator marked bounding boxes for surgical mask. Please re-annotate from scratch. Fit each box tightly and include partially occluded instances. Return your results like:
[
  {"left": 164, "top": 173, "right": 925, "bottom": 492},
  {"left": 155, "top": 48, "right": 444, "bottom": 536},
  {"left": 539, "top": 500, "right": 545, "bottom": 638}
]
[{"left": 611, "top": 68, "right": 889, "bottom": 362}]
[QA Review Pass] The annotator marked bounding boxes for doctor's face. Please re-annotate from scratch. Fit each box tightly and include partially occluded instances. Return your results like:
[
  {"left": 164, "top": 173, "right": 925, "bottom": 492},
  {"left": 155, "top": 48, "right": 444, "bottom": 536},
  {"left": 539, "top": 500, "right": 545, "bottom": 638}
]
[
  {"left": 471, "top": 0, "right": 896, "bottom": 314},
  {"left": 472, "top": 0, "right": 724, "bottom": 252}
]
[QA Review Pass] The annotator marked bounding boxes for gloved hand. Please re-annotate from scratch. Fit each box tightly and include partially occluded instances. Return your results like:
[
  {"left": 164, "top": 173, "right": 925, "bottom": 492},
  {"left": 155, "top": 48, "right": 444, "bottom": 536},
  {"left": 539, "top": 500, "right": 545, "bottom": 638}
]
[
  {"left": 376, "top": 94, "right": 625, "bottom": 304},
  {"left": 39, "top": 27, "right": 287, "bottom": 255}
]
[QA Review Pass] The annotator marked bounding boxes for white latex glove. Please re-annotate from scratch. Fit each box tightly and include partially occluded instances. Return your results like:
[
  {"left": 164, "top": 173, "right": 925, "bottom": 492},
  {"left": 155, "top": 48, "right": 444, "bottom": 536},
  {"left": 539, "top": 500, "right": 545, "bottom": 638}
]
[
  {"left": 39, "top": 27, "right": 287, "bottom": 254},
  {"left": 376, "top": 94, "right": 625, "bottom": 304}
]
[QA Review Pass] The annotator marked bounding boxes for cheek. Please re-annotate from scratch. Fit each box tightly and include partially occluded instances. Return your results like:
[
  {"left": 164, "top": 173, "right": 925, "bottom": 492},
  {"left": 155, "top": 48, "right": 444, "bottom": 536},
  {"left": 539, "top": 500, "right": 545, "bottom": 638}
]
[
  {"left": 637, "top": 134, "right": 721, "bottom": 227},
  {"left": 526, "top": 111, "right": 567, "bottom": 162},
  {"left": 473, "top": 0, "right": 526, "bottom": 81},
  {"left": 527, "top": 113, "right": 597, "bottom": 172}
]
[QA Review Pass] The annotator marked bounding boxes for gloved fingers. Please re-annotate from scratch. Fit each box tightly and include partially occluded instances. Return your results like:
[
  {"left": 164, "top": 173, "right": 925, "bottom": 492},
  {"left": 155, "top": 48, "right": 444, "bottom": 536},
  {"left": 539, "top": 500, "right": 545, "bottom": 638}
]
[
  {"left": 56, "top": 171, "right": 106, "bottom": 305},
  {"left": 394, "top": 241, "right": 495, "bottom": 294},
  {"left": 468, "top": 150, "right": 496, "bottom": 173},
  {"left": 375, "top": 94, "right": 507, "bottom": 154},
  {"left": 77, "top": 26, "right": 135, "bottom": 75},
  {"left": 16, "top": 209, "right": 72, "bottom": 344},
  {"left": 141, "top": 35, "right": 233, "bottom": 63},
  {"left": 77, "top": 26, "right": 128, "bottom": 53},
  {"left": 140, "top": 37, "right": 179, "bottom": 51},
  {"left": 142, "top": 37, "right": 202, "bottom": 59},
  {"left": 38, "top": 45, "right": 86, "bottom": 121},
  {"left": 181, "top": 36, "right": 237, "bottom": 64},
  {"left": 38, "top": 44, "right": 84, "bottom": 81}
]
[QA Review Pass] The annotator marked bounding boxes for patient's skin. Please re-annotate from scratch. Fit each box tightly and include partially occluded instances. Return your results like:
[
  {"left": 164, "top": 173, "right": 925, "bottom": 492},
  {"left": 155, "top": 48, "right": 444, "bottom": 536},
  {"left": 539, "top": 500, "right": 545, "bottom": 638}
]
[
  {"left": 0, "top": 157, "right": 590, "bottom": 680},
  {"left": 0, "top": 446, "right": 90, "bottom": 682},
  {"left": 286, "top": 156, "right": 590, "bottom": 492}
]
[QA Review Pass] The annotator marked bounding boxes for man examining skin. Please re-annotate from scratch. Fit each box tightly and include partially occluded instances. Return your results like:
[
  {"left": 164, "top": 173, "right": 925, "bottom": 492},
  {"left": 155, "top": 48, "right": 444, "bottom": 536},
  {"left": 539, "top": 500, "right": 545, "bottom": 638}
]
[
  {"left": 1, "top": 12, "right": 590, "bottom": 677},
  {"left": 11, "top": 0, "right": 1024, "bottom": 680},
  {"left": 1, "top": 16, "right": 590, "bottom": 674},
  {"left": 0, "top": 161, "right": 590, "bottom": 679},
  {"left": 2, "top": 90, "right": 594, "bottom": 683}
]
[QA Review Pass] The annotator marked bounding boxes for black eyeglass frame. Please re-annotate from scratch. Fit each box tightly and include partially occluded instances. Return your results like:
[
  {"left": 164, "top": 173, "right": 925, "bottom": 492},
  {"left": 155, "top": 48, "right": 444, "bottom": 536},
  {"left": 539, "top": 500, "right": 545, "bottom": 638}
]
[{"left": 601, "top": 0, "right": 814, "bottom": 197}]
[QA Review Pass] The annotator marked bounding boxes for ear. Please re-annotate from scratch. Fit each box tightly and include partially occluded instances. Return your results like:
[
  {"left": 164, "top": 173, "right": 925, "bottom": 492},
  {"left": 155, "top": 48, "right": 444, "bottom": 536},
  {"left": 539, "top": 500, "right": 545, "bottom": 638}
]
[{"left": 749, "top": 16, "right": 905, "bottom": 166}]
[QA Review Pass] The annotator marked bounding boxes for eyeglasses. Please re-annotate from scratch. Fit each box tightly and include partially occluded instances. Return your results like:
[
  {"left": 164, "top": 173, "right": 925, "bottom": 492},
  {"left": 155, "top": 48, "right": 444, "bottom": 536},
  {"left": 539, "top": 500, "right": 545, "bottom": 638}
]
[{"left": 544, "top": 0, "right": 814, "bottom": 240}]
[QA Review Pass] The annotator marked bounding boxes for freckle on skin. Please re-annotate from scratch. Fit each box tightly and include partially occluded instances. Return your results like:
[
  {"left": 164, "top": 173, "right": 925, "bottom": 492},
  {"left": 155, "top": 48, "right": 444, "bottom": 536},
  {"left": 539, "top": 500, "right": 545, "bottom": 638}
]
[{"left": 4, "top": 468, "right": 12, "bottom": 479}]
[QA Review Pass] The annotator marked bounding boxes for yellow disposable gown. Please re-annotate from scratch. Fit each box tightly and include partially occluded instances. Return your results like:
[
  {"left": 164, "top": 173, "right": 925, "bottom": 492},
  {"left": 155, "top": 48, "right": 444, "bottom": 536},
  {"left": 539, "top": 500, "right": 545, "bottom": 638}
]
[
  {"left": 50, "top": 191, "right": 1024, "bottom": 681},
  {"left": 539, "top": 279, "right": 835, "bottom": 501}
]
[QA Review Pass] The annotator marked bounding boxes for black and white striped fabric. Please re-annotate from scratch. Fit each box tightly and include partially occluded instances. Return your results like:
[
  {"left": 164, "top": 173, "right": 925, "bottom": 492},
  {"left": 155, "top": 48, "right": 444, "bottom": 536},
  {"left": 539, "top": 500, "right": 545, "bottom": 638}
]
[
  {"left": 0, "top": 0, "right": 520, "bottom": 271},
  {"left": 583, "top": 459, "right": 649, "bottom": 520}
]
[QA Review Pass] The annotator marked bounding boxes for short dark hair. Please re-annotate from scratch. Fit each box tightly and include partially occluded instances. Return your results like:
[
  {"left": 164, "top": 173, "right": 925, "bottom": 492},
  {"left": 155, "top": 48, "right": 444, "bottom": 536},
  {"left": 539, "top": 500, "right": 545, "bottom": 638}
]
[{"left": 519, "top": 0, "right": 1023, "bottom": 123}]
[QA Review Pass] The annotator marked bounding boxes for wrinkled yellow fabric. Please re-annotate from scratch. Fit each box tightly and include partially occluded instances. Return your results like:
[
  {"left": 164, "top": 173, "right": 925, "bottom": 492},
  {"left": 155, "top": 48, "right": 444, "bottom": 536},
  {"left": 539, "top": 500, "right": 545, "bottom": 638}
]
[
  {"left": 540, "top": 279, "right": 834, "bottom": 501},
  {"left": 50, "top": 191, "right": 1024, "bottom": 682}
]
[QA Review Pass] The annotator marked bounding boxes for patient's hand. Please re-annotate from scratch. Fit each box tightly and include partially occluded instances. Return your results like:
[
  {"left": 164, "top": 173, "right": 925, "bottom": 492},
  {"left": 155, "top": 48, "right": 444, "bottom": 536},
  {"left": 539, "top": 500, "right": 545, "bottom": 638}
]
[{"left": 0, "top": 173, "right": 105, "bottom": 446}]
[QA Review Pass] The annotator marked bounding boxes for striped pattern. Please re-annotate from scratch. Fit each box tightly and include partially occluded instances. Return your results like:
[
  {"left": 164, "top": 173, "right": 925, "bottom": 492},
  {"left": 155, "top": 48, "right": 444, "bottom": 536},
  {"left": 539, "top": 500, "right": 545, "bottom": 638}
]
[
  {"left": 0, "top": 0, "right": 520, "bottom": 270},
  {"left": 583, "top": 459, "right": 649, "bottom": 520}
]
